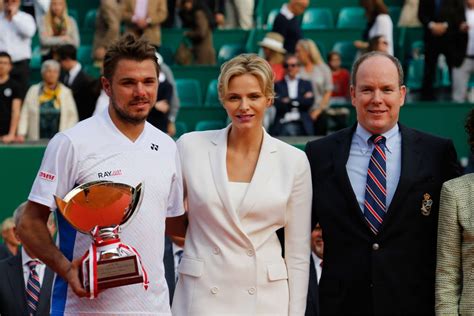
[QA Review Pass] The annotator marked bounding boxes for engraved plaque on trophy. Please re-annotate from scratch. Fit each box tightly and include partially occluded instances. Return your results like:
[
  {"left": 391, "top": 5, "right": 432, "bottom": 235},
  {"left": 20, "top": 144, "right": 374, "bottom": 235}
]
[{"left": 55, "top": 180, "right": 148, "bottom": 298}]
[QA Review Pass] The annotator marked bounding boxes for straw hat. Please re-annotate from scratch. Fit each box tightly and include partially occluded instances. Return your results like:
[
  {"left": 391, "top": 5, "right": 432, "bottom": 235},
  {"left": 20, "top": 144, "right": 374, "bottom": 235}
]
[{"left": 258, "top": 32, "right": 287, "bottom": 54}]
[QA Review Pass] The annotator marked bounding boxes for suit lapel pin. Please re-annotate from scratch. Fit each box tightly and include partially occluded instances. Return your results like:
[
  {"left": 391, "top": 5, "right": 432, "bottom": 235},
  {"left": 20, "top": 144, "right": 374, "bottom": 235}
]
[{"left": 421, "top": 193, "right": 433, "bottom": 216}]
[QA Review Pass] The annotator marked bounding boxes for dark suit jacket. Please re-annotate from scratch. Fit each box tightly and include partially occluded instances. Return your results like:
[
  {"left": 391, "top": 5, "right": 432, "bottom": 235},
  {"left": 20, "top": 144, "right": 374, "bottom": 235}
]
[
  {"left": 60, "top": 69, "right": 100, "bottom": 121},
  {"left": 305, "top": 124, "right": 461, "bottom": 315},
  {"left": 273, "top": 78, "right": 314, "bottom": 136},
  {"left": 305, "top": 255, "right": 320, "bottom": 316},
  {"left": 418, "top": 0, "right": 465, "bottom": 67},
  {"left": 0, "top": 243, "right": 13, "bottom": 260},
  {"left": 0, "top": 252, "right": 54, "bottom": 316},
  {"left": 163, "top": 236, "right": 176, "bottom": 306}
]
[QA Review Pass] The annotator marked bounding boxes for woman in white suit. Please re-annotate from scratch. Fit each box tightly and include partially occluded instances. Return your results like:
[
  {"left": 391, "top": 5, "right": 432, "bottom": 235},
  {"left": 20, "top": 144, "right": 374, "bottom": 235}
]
[{"left": 172, "top": 54, "right": 312, "bottom": 315}]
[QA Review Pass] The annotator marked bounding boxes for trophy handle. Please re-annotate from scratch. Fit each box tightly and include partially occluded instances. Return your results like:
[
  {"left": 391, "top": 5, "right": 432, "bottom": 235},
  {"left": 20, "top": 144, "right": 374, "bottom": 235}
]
[
  {"left": 121, "top": 182, "right": 144, "bottom": 227},
  {"left": 54, "top": 196, "right": 67, "bottom": 214}
]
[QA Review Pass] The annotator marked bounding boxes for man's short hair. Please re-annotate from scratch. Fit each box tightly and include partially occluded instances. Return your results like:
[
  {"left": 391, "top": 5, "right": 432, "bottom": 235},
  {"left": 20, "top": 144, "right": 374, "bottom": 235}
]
[
  {"left": 0, "top": 51, "right": 12, "bottom": 63},
  {"left": 351, "top": 51, "right": 404, "bottom": 87},
  {"left": 103, "top": 34, "right": 159, "bottom": 81},
  {"left": 56, "top": 44, "right": 78, "bottom": 61}
]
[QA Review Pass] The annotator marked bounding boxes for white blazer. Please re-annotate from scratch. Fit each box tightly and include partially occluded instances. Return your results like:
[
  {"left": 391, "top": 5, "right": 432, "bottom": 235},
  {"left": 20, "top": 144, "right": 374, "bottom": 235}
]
[{"left": 172, "top": 126, "right": 312, "bottom": 316}]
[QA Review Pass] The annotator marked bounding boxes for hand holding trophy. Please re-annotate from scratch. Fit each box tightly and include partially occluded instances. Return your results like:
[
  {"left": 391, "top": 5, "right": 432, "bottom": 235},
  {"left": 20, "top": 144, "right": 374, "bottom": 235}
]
[{"left": 55, "top": 180, "right": 148, "bottom": 299}]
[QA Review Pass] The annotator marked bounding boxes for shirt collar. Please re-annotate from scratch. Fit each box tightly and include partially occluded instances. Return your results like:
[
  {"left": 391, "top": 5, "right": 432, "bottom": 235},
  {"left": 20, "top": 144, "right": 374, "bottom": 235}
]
[
  {"left": 354, "top": 123, "right": 400, "bottom": 154},
  {"left": 69, "top": 62, "right": 82, "bottom": 80},
  {"left": 21, "top": 247, "right": 43, "bottom": 267},
  {"left": 284, "top": 74, "right": 299, "bottom": 82},
  {"left": 280, "top": 3, "right": 295, "bottom": 20},
  {"left": 172, "top": 243, "right": 183, "bottom": 256}
]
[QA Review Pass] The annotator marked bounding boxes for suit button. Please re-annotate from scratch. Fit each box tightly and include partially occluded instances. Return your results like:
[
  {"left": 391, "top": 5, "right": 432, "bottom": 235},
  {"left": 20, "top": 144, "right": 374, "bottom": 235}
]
[
  {"left": 248, "top": 287, "right": 256, "bottom": 295},
  {"left": 247, "top": 249, "right": 254, "bottom": 256},
  {"left": 210, "top": 287, "right": 219, "bottom": 294},
  {"left": 213, "top": 247, "right": 220, "bottom": 255},
  {"left": 372, "top": 243, "right": 380, "bottom": 251}
]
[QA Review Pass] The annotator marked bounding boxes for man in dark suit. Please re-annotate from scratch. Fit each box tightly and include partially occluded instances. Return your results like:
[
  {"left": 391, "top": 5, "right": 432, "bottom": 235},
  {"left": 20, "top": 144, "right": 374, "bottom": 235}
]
[
  {"left": 0, "top": 206, "right": 54, "bottom": 316},
  {"left": 57, "top": 44, "right": 101, "bottom": 121},
  {"left": 418, "top": 0, "right": 465, "bottom": 100},
  {"left": 163, "top": 235, "right": 184, "bottom": 306},
  {"left": 305, "top": 224, "right": 323, "bottom": 316},
  {"left": 273, "top": 55, "right": 314, "bottom": 136},
  {"left": 305, "top": 51, "right": 461, "bottom": 315}
]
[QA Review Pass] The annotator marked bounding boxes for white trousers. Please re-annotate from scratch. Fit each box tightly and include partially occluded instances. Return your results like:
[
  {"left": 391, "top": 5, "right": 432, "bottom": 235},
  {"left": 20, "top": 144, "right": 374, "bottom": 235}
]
[{"left": 452, "top": 57, "right": 474, "bottom": 102}]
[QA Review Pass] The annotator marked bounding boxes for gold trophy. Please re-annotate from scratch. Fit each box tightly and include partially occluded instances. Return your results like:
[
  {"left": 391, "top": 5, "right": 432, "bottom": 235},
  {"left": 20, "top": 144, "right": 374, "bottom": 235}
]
[{"left": 55, "top": 180, "right": 148, "bottom": 298}]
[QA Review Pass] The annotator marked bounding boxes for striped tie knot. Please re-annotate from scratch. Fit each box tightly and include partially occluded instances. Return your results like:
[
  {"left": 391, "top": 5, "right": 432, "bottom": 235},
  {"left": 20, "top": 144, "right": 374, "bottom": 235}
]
[
  {"left": 371, "top": 135, "right": 386, "bottom": 146},
  {"left": 27, "top": 260, "right": 40, "bottom": 271}
]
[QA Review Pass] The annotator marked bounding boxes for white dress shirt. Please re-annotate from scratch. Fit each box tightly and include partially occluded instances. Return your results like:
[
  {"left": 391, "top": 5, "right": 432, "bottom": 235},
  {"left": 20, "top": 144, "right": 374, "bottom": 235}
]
[
  {"left": 133, "top": 0, "right": 148, "bottom": 21},
  {"left": 311, "top": 252, "right": 322, "bottom": 284},
  {"left": 0, "top": 11, "right": 36, "bottom": 62},
  {"left": 346, "top": 123, "right": 402, "bottom": 213},
  {"left": 21, "top": 247, "right": 46, "bottom": 288},
  {"left": 466, "top": 8, "right": 474, "bottom": 56},
  {"left": 66, "top": 62, "right": 82, "bottom": 86}
]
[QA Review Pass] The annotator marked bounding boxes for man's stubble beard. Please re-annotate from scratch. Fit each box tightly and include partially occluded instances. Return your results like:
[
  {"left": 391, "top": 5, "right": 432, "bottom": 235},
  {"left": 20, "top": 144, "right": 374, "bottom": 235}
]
[{"left": 110, "top": 96, "right": 151, "bottom": 125}]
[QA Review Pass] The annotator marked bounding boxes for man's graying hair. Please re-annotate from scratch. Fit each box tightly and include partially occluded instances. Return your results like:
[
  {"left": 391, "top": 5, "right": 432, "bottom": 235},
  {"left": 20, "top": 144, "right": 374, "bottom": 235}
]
[{"left": 351, "top": 51, "right": 404, "bottom": 87}]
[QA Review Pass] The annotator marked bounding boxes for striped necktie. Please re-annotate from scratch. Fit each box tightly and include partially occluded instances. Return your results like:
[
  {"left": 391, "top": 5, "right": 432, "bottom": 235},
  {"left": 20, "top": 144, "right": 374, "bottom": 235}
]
[
  {"left": 364, "top": 135, "right": 387, "bottom": 234},
  {"left": 26, "top": 260, "right": 41, "bottom": 316}
]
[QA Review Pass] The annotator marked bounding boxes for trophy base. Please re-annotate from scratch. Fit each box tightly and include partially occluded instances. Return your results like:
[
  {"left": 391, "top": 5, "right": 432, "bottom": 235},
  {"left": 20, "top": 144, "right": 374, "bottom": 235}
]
[{"left": 83, "top": 255, "right": 143, "bottom": 291}]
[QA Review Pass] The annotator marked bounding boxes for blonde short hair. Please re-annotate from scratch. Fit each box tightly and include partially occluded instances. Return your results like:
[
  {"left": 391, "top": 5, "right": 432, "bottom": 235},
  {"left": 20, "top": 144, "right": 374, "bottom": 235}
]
[
  {"left": 218, "top": 53, "right": 275, "bottom": 103},
  {"left": 296, "top": 39, "right": 324, "bottom": 65}
]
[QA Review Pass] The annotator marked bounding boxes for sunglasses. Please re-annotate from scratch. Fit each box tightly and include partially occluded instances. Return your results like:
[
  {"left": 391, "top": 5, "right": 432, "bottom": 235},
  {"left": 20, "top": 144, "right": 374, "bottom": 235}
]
[{"left": 284, "top": 63, "right": 299, "bottom": 68}]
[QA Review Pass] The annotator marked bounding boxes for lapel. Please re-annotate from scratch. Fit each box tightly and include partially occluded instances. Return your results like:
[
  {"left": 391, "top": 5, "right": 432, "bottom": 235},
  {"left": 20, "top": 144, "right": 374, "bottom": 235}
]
[
  {"left": 333, "top": 125, "right": 370, "bottom": 230},
  {"left": 209, "top": 125, "right": 246, "bottom": 234},
  {"left": 208, "top": 126, "right": 277, "bottom": 236},
  {"left": 238, "top": 129, "right": 277, "bottom": 220},
  {"left": 7, "top": 254, "right": 28, "bottom": 314},
  {"left": 379, "top": 124, "right": 423, "bottom": 233},
  {"left": 37, "top": 266, "right": 54, "bottom": 314}
]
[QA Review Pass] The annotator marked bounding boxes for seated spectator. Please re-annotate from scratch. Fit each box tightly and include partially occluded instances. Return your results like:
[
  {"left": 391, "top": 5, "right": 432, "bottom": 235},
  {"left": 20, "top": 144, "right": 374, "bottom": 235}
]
[
  {"left": 17, "top": 59, "right": 77, "bottom": 141},
  {"left": 272, "top": 54, "right": 314, "bottom": 136},
  {"left": 0, "top": 216, "right": 20, "bottom": 259},
  {"left": 179, "top": 0, "right": 216, "bottom": 65},
  {"left": 93, "top": 0, "right": 121, "bottom": 65},
  {"left": 258, "top": 32, "right": 286, "bottom": 82},
  {"left": 121, "top": 0, "right": 167, "bottom": 49},
  {"left": 57, "top": 44, "right": 101, "bottom": 121},
  {"left": 354, "top": 0, "right": 393, "bottom": 55},
  {"left": 0, "top": 52, "right": 22, "bottom": 143},
  {"left": 368, "top": 34, "right": 390, "bottom": 53},
  {"left": 327, "top": 51, "right": 350, "bottom": 104},
  {"left": 272, "top": 0, "right": 308, "bottom": 54},
  {"left": 38, "top": 0, "right": 79, "bottom": 62},
  {"left": 296, "top": 39, "right": 333, "bottom": 135},
  {"left": 0, "top": 0, "right": 37, "bottom": 99}
]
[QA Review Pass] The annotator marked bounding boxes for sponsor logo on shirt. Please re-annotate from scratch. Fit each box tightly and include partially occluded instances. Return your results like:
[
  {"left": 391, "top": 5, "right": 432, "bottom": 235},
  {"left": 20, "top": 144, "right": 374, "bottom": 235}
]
[
  {"left": 150, "top": 143, "right": 159, "bottom": 151},
  {"left": 98, "top": 169, "right": 123, "bottom": 179},
  {"left": 39, "top": 171, "right": 56, "bottom": 181}
]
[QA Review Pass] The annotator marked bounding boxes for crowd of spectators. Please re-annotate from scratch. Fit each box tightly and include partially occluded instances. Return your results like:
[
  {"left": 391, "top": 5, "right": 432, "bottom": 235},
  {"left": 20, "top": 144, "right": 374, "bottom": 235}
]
[{"left": 0, "top": 0, "right": 472, "bottom": 141}]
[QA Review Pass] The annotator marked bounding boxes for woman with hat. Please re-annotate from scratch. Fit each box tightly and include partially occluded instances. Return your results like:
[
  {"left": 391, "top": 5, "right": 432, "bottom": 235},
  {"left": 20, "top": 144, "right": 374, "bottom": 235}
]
[{"left": 258, "top": 32, "right": 287, "bottom": 82}]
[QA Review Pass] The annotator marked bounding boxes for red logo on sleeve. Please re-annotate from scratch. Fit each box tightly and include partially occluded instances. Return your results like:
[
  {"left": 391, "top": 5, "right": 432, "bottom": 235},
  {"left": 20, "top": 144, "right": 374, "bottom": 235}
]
[{"left": 39, "top": 171, "right": 56, "bottom": 181}]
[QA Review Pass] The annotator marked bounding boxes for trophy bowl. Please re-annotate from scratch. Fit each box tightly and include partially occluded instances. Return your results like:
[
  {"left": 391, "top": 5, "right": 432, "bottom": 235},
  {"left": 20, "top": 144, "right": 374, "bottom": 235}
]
[{"left": 55, "top": 180, "right": 148, "bottom": 298}]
